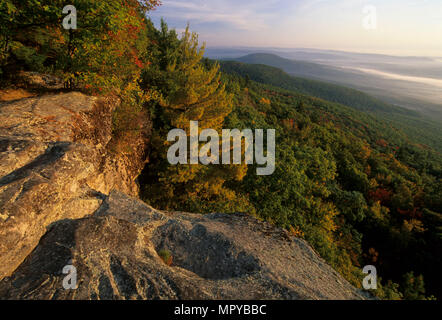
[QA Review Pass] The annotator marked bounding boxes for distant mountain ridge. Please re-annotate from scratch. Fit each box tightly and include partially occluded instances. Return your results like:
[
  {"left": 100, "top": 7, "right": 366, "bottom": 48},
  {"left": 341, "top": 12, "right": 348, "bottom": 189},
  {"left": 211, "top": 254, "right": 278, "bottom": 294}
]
[
  {"left": 235, "top": 53, "right": 350, "bottom": 80},
  {"left": 220, "top": 58, "right": 417, "bottom": 116},
  {"left": 225, "top": 53, "right": 442, "bottom": 122},
  {"left": 206, "top": 47, "right": 436, "bottom": 63},
  {"left": 219, "top": 59, "right": 442, "bottom": 152}
]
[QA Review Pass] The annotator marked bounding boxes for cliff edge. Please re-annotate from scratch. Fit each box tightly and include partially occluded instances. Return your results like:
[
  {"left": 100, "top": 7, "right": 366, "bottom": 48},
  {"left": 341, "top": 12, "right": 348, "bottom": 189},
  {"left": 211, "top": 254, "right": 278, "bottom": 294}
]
[
  {"left": 0, "top": 86, "right": 369, "bottom": 300},
  {"left": 0, "top": 85, "right": 148, "bottom": 279}
]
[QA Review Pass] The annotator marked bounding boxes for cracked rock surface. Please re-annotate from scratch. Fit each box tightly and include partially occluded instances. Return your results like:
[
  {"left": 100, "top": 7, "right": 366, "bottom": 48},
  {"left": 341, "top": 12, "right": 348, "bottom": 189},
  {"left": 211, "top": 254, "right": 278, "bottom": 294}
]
[
  {"left": 0, "top": 88, "right": 369, "bottom": 300},
  {"left": 0, "top": 91, "right": 147, "bottom": 279},
  {"left": 0, "top": 191, "right": 369, "bottom": 300}
]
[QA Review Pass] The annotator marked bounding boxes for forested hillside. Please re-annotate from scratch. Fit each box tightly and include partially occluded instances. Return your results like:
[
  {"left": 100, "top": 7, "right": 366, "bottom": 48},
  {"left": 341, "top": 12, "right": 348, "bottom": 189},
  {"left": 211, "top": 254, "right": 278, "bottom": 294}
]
[
  {"left": 221, "top": 59, "right": 415, "bottom": 115},
  {"left": 236, "top": 53, "right": 357, "bottom": 81},
  {"left": 137, "top": 25, "right": 442, "bottom": 300},
  {"left": 1, "top": 1, "right": 441, "bottom": 300},
  {"left": 232, "top": 53, "right": 442, "bottom": 123},
  {"left": 220, "top": 61, "right": 442, "bottom": 152}
]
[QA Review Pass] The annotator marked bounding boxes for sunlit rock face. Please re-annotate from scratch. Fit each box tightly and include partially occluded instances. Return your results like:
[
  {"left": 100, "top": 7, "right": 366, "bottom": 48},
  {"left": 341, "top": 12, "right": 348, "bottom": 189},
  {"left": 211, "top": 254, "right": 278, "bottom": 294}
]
[
  {"left": 0, "top": 78, "right": 368, "bottom": 300},
  {"left": 0, "top": 190, "right": 369, "bottom": 300},
  {"left": 0, "top": 89, "right": 147, "bottom": 280}
]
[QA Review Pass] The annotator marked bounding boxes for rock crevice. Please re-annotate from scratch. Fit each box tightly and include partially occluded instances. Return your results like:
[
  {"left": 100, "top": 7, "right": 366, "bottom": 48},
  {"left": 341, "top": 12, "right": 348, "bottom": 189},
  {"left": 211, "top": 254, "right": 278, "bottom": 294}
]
[
  {"left": 0, "top": 89, "right": 370, "bottom": 300},
  {"left": 0, "top": 191, "right": 369, "bottom": 300},
  {"left": 0, "top": 91, "right": 148, "bottom": 279}
]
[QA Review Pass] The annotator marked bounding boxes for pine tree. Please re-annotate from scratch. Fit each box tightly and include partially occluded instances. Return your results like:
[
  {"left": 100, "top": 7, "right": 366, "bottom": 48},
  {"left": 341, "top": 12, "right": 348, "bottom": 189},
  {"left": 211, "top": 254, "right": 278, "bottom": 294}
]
[{"left": 141, "top": 24, "right": 251, "bottom": 213}]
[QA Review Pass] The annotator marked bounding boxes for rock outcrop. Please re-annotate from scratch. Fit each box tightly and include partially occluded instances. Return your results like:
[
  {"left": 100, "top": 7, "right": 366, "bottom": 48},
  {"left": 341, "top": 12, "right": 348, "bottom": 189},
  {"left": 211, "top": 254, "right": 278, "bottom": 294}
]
[
  {"left": 0, "top": 191, "right": 369, "bottom": 300},
  {"left": 0, "top": 91, "right": 148, "bottom": 279},
  {"left": 0, "top": 88, "right": 369, "bottom": 300}
]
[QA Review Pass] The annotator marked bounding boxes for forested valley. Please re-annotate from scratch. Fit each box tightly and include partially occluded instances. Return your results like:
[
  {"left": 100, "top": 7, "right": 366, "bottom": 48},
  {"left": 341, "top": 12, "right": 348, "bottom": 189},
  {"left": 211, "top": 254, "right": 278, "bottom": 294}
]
[{"left": 1, "top": 0, "right": 441, "bottom": 300}]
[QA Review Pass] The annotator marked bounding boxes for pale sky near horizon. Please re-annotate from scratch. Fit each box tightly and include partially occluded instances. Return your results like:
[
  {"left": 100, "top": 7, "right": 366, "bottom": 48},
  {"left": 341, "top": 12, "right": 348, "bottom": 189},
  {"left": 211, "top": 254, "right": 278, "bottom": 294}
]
[{"left": 147, "top": 0, "right": 442, "bottom": 57}]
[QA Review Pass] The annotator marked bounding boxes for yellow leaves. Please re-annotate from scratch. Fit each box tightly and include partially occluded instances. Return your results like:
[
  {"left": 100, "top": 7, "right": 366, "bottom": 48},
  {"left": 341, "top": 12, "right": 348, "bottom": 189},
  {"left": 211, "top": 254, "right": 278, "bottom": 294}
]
[
  {"left": 289, "top": 226, "right": 305, "bottom": 238},
  {"left": 402, "top": 219, "right": 426, "bottom": 233},
  {"left": 163, "top": 165, "right": 200, "bottom": 184},
  {"left": 308, "top": 198, "right": 339, "bottom": 241},
  {"left": 323, "top": 210, "right": 338, "bottom": 233},
  {"left": 369, "top": 178, "right": 378, "bottom": 189},
  {"left": 259, "top": 97, "right": 271, "bottom": 105},
  {"left": 359, "top": 144, "right": 372, "bottom": 160},
  {"left": 231, "top": 163, "right": 248, "bottom": 181},
  {"left": 370, "top": 201, "right": 382, "bottom": 220},
  {"left": 370, "top": 201, "right": 390, "bottom": 221},
  {"left": 391, "top": 158, "right": 410, "bottom": 173}
]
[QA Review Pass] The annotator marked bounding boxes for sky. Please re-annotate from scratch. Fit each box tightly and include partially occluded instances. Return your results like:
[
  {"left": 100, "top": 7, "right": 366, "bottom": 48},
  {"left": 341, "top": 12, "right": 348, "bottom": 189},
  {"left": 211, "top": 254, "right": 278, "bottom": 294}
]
[{"left": 147, "top": 0, "right": 442, "bottom": 57}]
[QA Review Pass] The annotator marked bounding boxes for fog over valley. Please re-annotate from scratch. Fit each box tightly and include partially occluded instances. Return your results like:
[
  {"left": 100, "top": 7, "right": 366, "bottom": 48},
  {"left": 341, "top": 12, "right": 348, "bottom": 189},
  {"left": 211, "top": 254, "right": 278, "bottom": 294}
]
[{"left": 206, "top": 47, "right": 442, "bottom": 120}]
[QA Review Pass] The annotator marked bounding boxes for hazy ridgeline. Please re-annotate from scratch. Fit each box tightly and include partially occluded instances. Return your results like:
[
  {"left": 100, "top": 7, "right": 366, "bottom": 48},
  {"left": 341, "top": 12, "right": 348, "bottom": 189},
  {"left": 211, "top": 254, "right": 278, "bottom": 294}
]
[
  {"left": 1, "top": 1, "right": 441, "bottom": 301},
  {"left": 207, "top": 48, "right": 442, "bottom": 122}
]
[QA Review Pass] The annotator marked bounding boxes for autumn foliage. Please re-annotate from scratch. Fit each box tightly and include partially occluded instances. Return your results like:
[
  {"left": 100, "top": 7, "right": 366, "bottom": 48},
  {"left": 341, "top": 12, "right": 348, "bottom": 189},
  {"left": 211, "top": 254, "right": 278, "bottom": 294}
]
[
  {"left": 0, "top": 0, "right": 161, "bottom": 91},
  {"left": 1, "top": 1, "right": 440, "bottom": 300}
]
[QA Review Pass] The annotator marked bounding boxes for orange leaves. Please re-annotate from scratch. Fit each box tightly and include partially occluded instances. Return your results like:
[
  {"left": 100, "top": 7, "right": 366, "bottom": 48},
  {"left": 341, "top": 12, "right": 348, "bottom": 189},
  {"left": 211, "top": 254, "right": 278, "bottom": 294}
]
[
  {"left": 259, "top": 97, "right": 271, "bottom": 105},
  {"left": 134, "top": 57, "right": 144, "bottom": 68},
  {"left": 282, "top": 118, "right": 295, "bottom": 129},
  {"left": 360, "top": 144, "right": 372, "bottom": 160},
  {"left": 402, "top": 219, "right": 426, "bottom": 233},
  {"left": 366, "top": 247, "right": 379, "bottom": 263},
  {"left": 288, "top": 226, "right": 305, "bottom": 238}
]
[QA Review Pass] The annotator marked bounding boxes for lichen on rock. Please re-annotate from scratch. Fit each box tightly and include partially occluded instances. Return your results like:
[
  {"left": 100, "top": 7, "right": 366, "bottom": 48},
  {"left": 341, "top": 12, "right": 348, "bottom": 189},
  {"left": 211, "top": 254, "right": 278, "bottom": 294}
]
[
  {"left": 0, "top": 90, "right": 149, "bottom": 280},
  {"left": 0, "top": 87, "right": 370, "bottom": 300},
  {"left": 0, "top": 191, "right": 370, "bottom": 300}
]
